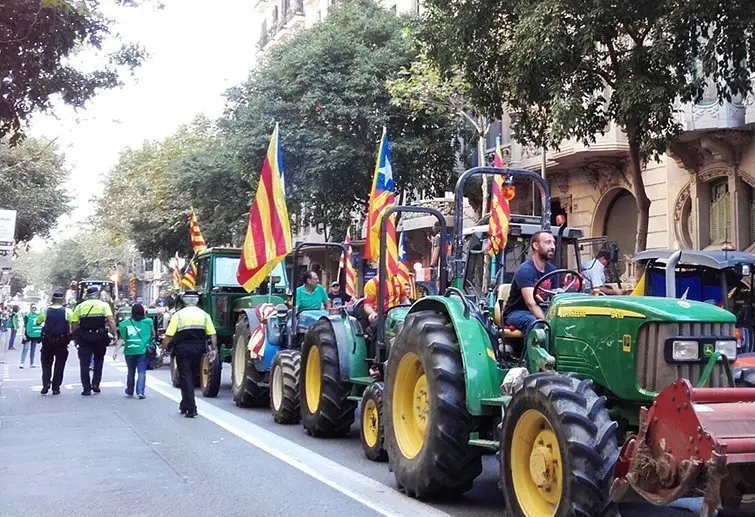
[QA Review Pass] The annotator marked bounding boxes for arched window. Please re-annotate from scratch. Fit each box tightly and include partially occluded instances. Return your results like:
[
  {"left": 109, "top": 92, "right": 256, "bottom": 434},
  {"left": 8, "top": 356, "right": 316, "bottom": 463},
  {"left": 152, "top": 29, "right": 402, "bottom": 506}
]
[{"left": 709, "top": 179, "right": 731, "bottom": 244}]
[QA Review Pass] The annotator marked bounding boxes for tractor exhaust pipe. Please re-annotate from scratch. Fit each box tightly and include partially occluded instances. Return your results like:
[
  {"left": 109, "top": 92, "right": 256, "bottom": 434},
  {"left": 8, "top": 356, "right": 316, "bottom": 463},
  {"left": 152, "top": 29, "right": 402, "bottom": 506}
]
[{"left": 665, "top": 250, "right": 682, "bottom": 299}]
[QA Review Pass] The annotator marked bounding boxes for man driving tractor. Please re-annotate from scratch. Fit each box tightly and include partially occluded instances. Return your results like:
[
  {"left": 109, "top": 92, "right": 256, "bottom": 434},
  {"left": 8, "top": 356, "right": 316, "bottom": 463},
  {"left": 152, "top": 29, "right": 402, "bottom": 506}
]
[{"left": 502, "top": 230, "right": 557, "bottom": 335}]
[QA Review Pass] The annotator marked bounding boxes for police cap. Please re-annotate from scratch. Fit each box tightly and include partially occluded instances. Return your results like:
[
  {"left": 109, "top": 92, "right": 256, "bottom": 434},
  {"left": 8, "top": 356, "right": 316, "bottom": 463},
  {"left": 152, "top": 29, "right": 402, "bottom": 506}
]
[{"left": 86, "top": 286, "right": 100, "bottom": 296}]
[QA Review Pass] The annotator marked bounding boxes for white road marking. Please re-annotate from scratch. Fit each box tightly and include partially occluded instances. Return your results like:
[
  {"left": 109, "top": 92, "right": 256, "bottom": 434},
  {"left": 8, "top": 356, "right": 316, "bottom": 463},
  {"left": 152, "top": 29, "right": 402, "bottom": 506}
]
[{"left": 146, "top": 376, "right": 450, "bottom": 517}]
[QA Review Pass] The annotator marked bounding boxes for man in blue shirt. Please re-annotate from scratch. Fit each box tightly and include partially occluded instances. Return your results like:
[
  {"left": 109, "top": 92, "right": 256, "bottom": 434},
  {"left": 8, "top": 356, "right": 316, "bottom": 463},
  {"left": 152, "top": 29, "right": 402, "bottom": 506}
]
[{"left": 503, "top": 231, "right": 557, "bottom": 335}]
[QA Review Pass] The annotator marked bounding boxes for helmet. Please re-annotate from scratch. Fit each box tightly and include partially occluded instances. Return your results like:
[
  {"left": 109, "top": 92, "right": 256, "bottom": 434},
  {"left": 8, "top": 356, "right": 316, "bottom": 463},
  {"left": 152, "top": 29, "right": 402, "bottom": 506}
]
[{"left": 182, "top": 290, "right": 199, "bottom": 306}]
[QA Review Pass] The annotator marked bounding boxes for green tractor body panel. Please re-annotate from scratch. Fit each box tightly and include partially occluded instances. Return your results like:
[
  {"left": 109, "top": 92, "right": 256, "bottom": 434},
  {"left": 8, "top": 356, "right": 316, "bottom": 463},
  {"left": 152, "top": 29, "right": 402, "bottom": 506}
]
[
  {"left": 384, "top": 306, "right": 410, "bottom": 344},
  {"left": 409, "top": 296, "right": 504, "bottom": 416},
  {"left": 324, "top": 314, "right": 369, "bottom": 383},
  {"left": 546, "top": 294, "right": 737, "bottom": 402}
]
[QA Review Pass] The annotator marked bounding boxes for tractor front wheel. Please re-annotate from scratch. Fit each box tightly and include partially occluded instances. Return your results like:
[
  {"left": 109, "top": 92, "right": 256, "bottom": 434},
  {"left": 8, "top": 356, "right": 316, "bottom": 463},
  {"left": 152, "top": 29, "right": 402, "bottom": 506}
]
[
  {"left": 300, "top": 319, "right": 356, "bottom": 437},
  {"left": 360, "top": 382, "right": 387, "bottom": 462},
  {"left": 231, "top": 314, "right": 268, "bottom": 407},
  {"left": 270, "top": 350, "right": 301, "bottom": 424},
  {"left": 500, "top": 373, "right": 618, "bottom": 517},
  {"left": 384, "top": 310, "right": 482, "bottom": 498},
  {"left": 200, "top": 351, "right": 221, "bottom": 398}
]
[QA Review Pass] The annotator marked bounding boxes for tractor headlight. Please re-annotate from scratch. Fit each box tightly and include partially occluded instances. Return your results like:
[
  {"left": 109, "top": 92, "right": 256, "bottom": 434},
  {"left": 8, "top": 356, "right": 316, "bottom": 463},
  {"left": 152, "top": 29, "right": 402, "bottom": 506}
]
[
  {"left": 715, "top": 340, "right": 737, "bottom": 360},
  {"left": 672, "top": 340, "right": 700, "bottom": 361}
]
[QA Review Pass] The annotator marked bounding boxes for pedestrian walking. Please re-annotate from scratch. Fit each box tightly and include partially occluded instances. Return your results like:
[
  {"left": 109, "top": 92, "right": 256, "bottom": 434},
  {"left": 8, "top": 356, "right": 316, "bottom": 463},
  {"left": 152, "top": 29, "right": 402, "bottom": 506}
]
[
  {"left": 37, "top": 292, "right": 73, "bottom": 395},
  {"left": 161, "top": 291, "right": 216, "bottom": 418},
  {"left": 70, "top": 286, "right": 116, "bottom": 396},
  {"left": 115, "top": 303, "right": 154, "bottom": 399},
  {"left": 20, "top": 303, "right": 42, "bottom": 368},
  {"left": 7, "top": 305, "right": 20, "bottom": 350}
]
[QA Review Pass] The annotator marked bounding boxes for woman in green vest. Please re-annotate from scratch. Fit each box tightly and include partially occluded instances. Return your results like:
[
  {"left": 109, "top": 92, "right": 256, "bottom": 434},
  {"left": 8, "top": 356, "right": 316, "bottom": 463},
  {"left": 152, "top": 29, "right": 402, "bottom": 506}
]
[
  {"left": 21, "top": 304, "right": 43, "bottom": 368},
  {"left": 115, "top": 303, "right": 155, "bottom": 399}
]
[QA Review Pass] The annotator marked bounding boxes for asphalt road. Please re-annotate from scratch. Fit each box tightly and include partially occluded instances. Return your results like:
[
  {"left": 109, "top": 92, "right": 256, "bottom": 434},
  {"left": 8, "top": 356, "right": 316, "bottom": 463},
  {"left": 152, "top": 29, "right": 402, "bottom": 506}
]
[{"left": 0, "top": 344, "right": 703, "bottom": 517}]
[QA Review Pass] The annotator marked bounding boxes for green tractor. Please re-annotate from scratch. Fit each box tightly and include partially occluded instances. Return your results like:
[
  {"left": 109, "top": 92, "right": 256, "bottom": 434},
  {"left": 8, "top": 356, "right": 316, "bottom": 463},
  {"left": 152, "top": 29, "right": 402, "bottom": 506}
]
[
  {"left": 230, "top": 242, "right": 348, "bottom": 425},
  {"left": 299, "top": 205, "right": 448, "bottom": 461},
  {"left": 168, "top": 247, "right": 288, "bottom": 396}
]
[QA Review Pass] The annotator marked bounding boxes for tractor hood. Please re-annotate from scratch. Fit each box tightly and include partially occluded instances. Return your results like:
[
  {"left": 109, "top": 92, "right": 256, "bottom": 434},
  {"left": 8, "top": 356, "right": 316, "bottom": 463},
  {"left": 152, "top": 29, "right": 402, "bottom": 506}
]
[{"left": 549, "top": 294, "right": 736, "bottom": 323}]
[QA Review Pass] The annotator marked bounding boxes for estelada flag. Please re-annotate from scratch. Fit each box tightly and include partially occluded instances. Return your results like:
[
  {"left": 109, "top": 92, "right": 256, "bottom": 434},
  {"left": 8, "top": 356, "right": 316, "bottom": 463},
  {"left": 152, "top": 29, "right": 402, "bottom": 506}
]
[
  {"left": 188, "top": 208, "right": 207, "bottom": 253},
  {"left": 364, "top": 127, "right": 399, "bottom": 275},
  {"left": 338, "top": 228, "right": 357, "bottom": 298},
  {"left": 236, "top": 124, "right": 293, "bottom": 291},
  {"left": 181, "top": 259, "right": 197, "bottom": 289},
  {"left": 397, "top": 231, "right": 416, "bottom": 299},
  {"left": 489, "top": 137, "right": 515, "bottom": 256}
]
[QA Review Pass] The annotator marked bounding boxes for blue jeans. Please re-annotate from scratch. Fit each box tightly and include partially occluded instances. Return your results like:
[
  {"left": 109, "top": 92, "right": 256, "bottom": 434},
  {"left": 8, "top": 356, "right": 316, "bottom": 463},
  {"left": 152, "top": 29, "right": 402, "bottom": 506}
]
[
  {"left": 125, "top": 353, "right": 148, "bottom": 396},
  {"left": 505, "top": 310, "right": 539, "bottom": 335},
  {"left": 21, "top": 339, "right": 39, "bottom": 366},
  {"left": 9, "top": 329, "right": 17, "bottom": 348}
]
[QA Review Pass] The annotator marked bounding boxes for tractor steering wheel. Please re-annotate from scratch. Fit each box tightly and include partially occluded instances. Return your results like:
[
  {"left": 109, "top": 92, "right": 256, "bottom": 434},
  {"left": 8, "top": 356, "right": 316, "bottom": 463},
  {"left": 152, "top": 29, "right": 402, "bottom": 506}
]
[{"left": 533, "top": 269, "right": 584, "bottom": 299}]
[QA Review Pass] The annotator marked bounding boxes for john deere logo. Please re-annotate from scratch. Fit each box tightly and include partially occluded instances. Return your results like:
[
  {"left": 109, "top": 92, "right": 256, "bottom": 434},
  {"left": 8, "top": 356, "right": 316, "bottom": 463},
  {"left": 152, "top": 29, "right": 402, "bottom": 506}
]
[{"left": 703, "top": 343, "right": 714, "bottom": 357}]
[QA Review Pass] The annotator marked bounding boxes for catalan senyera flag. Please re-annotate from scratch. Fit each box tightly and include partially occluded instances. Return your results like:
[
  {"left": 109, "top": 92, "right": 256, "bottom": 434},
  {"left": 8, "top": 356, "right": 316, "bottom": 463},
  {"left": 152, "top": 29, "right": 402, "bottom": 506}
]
[
  {"left": 338, "top": 229, "right": 357, "bottom": 299},
  {"left": 181, "top": 259, "right": 197, "bottom": 289},
  {"left": 489, "top": 137, "right": 516, "bottom": 256},
  {"left": 364, "top": 127, "right": 399, "bottom": 275},
  {"left": 397, "top": 231, "right": 416, "bottom": 299},
  {"left": 171, "top": 252, "right": 181, "bottom": 288},
  {"left": 236, "top": 124, "right": 293, "bottom": 292},
  {"left": 188, "top": 208, "right": 207, "bottom": 253}
]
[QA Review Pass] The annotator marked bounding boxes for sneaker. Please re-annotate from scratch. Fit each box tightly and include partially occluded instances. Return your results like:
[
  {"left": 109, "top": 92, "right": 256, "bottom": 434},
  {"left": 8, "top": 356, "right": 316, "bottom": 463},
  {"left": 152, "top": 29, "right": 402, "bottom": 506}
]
[
  {"left": 184, "top": 410, "right": 197, "bottom": 418},
  {"left": 92, "top": 386, "right": 101, "bottom": 393},
  {"left": 18, "top": 364, "right": 23, "bottom": 369},
  {"left": 81, "top": 390, "right": 91, "bottom": 396},
  {"left": 124, "top": 389, "right": 133, "bottom": 397},
  {"left": 40, "top": 386, "right": 49, "bottom": 395},
  {"left": 30, "top": 364, "right": 37, "bottom": 368},
  {"left": 52, "top": 389, "right": 61, "bottom": 395},
  {"left": 137, "top": 394, "right": 146, "bottom": 400},
  {"left": 179, "top": 408, "right": 187, "bottom": 415},
  {"left": 8, "top": 347, "right": 15, "bottom": 350}
]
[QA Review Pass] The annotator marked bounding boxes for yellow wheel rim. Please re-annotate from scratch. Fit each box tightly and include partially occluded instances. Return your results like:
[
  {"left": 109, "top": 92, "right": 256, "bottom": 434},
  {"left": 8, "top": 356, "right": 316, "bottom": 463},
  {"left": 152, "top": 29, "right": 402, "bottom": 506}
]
[
  {"left": 201, "top": 354, "right": 209, "bottom": 388},
  {"left": 232, "top": 338, "right": 245, "bottom": 388},
  {"left": 510, "top": 409, "right": 563, "bottom": 516},
  {"left": 271, "top": 363, "right": 283, "bottom": 411},
  {"left": 392, "top": 352, "right": 428, "bottom": 459},
  {"left": 305, "top": 345, "right": 321, "bottom": 413},
  {"left": 362, "top": 398, "right": 380, "bottom": 448}
]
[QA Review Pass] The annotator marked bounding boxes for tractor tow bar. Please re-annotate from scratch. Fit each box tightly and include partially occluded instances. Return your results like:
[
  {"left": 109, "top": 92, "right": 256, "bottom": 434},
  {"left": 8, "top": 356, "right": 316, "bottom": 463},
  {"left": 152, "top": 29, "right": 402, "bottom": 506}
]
[{"left": 610, "top": 377, "right": 755, "bottom": 516}]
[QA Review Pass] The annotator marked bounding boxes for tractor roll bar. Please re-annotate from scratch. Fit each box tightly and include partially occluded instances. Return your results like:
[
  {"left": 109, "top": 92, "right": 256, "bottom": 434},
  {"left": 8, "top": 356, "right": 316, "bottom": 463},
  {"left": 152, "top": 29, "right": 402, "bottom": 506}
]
[
  {"left": 376, "top": 206, "right": 448, "bottom": 359},
  {"left": 453, "top": 167, "right": 551, "bottom": 280}
]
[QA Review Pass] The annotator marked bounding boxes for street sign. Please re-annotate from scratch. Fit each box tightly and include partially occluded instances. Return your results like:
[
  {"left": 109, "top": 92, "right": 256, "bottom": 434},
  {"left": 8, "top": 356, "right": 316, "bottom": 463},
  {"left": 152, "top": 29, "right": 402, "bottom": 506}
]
[{"left": 0, "top": 209, "right": 17, "bottom": 248}]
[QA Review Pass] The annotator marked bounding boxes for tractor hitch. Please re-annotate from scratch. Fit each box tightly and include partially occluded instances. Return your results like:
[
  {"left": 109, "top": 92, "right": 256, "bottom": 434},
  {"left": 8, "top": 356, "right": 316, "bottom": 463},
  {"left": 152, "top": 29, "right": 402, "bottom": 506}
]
[{"left": 610, "top": 378, "right": 755, "bottom": 516}]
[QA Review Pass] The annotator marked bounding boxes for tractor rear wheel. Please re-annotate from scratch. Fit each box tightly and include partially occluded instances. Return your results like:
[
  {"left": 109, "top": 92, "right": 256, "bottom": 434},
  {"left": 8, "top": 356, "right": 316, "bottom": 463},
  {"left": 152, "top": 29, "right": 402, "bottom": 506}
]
[
  {"left": 300, "top": 319, "right": 356, "bottom": 437},
  {"left": 200, "top": 351, "right": 221, "bottom": 398},
  {"left": 360, "top": 382, "right": 387, "bottom": 462},
  {"left": 231, "top": 314, "right": 268, "bottom": 407},
  {"left": 500, "top": 373, "right": 618, "bottom": 517},
  {"left": 170, "top": 355, "right": 180, "bottom": 388},
  {"left": 384, "top": 310, "right": 482, "bottom": 498},
  {"left": 270, "top": 350, "right": 301, "bottom": 424}
]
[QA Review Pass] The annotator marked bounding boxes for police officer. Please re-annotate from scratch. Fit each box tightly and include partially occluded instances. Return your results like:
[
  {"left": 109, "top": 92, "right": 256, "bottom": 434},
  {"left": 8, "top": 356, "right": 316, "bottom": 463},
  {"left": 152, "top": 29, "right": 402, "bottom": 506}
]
[
  {"left": 161, "top": 290, "right": 216, "bottom": 418},
  {"left": 70, "top": 286, "right": 117, "bottom": 396}
]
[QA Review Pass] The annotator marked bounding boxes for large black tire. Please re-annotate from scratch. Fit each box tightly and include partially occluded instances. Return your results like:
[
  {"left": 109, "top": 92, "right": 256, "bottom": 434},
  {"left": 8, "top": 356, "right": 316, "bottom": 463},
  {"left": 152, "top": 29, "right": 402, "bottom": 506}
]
[
  {"left": 500, "top": 373, "right": 618, "bottom": 517},
  {"left": 360, "top": 382, "right": 387, "bottom": 462},
  {"left": 384, "top": 310, "right": 482, "bottom": 498},
  {"left": 231, "top": 314, "right": 268, "bottom": 407},
  {"left": 170, "top": 354, "right": 180, "bottom": 388},
  {"left": 270, "top": 350, "right": 301, "bottom": 424},
  {"left": 200, "top": 352, "right": 222, "bottom": 398},
  {"left": 300, "top": 319, "right": 356, "bottom": 437}
]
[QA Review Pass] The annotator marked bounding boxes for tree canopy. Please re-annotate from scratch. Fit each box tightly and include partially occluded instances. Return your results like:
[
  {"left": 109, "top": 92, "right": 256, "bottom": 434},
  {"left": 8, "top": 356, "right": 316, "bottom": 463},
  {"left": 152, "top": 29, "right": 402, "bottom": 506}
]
[
  {"left": 0, "top": 0, "right": 146, "bottom": 143},
  {"left": 0, "top": 137, "right": 72, "bottom": 243},
  {"left": 421, "top": 0, "right": 755, "bottom": 251}
]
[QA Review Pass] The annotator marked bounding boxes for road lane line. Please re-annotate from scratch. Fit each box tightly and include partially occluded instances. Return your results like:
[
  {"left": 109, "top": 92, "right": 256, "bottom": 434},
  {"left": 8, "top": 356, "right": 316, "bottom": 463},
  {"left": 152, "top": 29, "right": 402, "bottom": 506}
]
[{"left": 145, "top": 376, "right": 451, "bottom": 517}]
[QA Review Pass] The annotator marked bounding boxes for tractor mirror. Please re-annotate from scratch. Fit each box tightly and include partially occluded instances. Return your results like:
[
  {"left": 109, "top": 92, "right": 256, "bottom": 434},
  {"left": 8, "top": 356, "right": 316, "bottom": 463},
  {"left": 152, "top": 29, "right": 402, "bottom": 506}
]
[
  {"left": 608, "top": 243, "right": 620, "bottom": 263},
  {"left": 737, "top": 263, "right": 752, "bottom": 277},
  {"left": 270, "top": 275, "right": 282, "bottom": 285}
]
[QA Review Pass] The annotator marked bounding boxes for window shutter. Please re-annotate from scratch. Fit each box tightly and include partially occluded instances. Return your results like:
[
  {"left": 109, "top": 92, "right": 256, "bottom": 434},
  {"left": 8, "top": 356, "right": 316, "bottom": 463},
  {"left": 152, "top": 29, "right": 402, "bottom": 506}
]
[{"left": 710, "top": 192, "right": 731, "bottom": 244}]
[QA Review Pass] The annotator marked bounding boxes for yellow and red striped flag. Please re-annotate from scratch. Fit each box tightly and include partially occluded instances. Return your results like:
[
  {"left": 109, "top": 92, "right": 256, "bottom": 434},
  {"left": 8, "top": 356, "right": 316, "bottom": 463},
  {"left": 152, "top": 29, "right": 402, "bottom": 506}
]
[
  {"left": 180, "top": 259, "right": 197, "bottom": 289},
  {"left": 188, "top": 208, "right": 207, "bottom": 253},
  {"left": 236, "top": 124, "right": 293, "bottom": 292},
  {"left": 171, "top": 252, "right": 181, "bottom": 288},
  {"left": 338, "top": 228, "right": 357, "bottom": 298},
  {"left": 396, "top": 231, "right": 415, "bottom": 298},
  {"left": 489, "top": 137, "right": 515, "bottom": 256},
  {"left": 364, "top": 127, "right": 399, "bottom": 276}
]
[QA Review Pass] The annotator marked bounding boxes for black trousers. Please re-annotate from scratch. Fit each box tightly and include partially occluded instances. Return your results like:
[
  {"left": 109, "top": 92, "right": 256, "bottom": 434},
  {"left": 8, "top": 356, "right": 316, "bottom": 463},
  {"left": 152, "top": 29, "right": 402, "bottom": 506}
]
[
  {"left": 175, "top": 342, "right": 204, "bottom": 412},
  {"left": 77, "top": 341, "right": 107, "bottom": 391},
  {"left": 41, "top": 343, "right": 69, "bottom": 390}
]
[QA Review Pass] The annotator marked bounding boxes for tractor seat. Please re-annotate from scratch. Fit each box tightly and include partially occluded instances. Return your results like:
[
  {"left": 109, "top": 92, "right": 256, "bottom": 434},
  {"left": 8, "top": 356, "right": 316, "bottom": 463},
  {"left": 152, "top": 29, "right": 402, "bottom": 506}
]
[{"left": 502, "top": 327, "right": 523, "bottom": 339}]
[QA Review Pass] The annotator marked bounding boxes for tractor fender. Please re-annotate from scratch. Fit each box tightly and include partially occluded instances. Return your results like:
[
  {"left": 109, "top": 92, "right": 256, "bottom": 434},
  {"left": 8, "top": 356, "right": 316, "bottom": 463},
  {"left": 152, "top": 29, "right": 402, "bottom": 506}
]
[
  {"left": 324, "top": 314, "right": 368, "bottom": 383},
  {"left": 407, "top": 297, "right": 503, "bottom": 416},
  {"left": 237, "top": 308, "right": 280, "bottom": 372}
]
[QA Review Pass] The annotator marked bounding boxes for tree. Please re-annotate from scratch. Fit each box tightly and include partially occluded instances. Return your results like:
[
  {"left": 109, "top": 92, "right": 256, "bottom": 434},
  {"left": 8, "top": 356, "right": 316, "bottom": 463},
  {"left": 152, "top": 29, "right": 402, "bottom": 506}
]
[
  {"left": 223, "top": 0, "right": 465, "bottom": 237},
  {"left": 0, "top": 137, "right": 72, "bottom": 243},
  {"left": 0, "top": 0, "right": 146, "bottom": 143},
  {"left": 421, "top": 0, "right": 755, "bottom": 251}
]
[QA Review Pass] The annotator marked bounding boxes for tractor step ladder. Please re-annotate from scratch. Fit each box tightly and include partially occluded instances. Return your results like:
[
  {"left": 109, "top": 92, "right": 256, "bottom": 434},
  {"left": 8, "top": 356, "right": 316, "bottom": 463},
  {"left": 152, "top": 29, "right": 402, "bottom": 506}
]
[
  {"left": 480, "top": 395, "right": 511, "bottom": 407},
  {"left": 349, "top": 376, "right": 376, "bottom": 386},
  {"left": 468, "top": 438, "right": 500, "bottom": 451},
  {"left": 347, "top": 395, "right": 362, "bottom": 402}
]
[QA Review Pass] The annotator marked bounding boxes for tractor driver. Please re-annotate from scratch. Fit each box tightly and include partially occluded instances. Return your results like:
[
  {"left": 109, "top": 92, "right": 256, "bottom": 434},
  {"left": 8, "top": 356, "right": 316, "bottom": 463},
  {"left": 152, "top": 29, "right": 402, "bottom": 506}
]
[
  {"left": 363, "top": 275, "right": 409, "bottom": 326},
  {"left": 503, "top": 230, "right": 557, "bottom": 335}
]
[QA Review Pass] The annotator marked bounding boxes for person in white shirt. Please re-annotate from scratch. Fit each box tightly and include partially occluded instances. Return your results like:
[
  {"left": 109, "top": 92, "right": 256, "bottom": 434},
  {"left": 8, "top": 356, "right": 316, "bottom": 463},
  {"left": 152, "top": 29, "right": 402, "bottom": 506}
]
[{"left": 582, "top": 250, "right": 628, "bottom": 295}]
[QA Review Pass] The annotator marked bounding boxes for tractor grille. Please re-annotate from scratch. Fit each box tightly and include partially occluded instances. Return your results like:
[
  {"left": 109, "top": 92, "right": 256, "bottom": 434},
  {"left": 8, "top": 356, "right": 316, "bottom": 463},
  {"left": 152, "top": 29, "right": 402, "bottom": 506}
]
[{"left": 637, "top": 322, "right": 735, "bottom": 392}]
